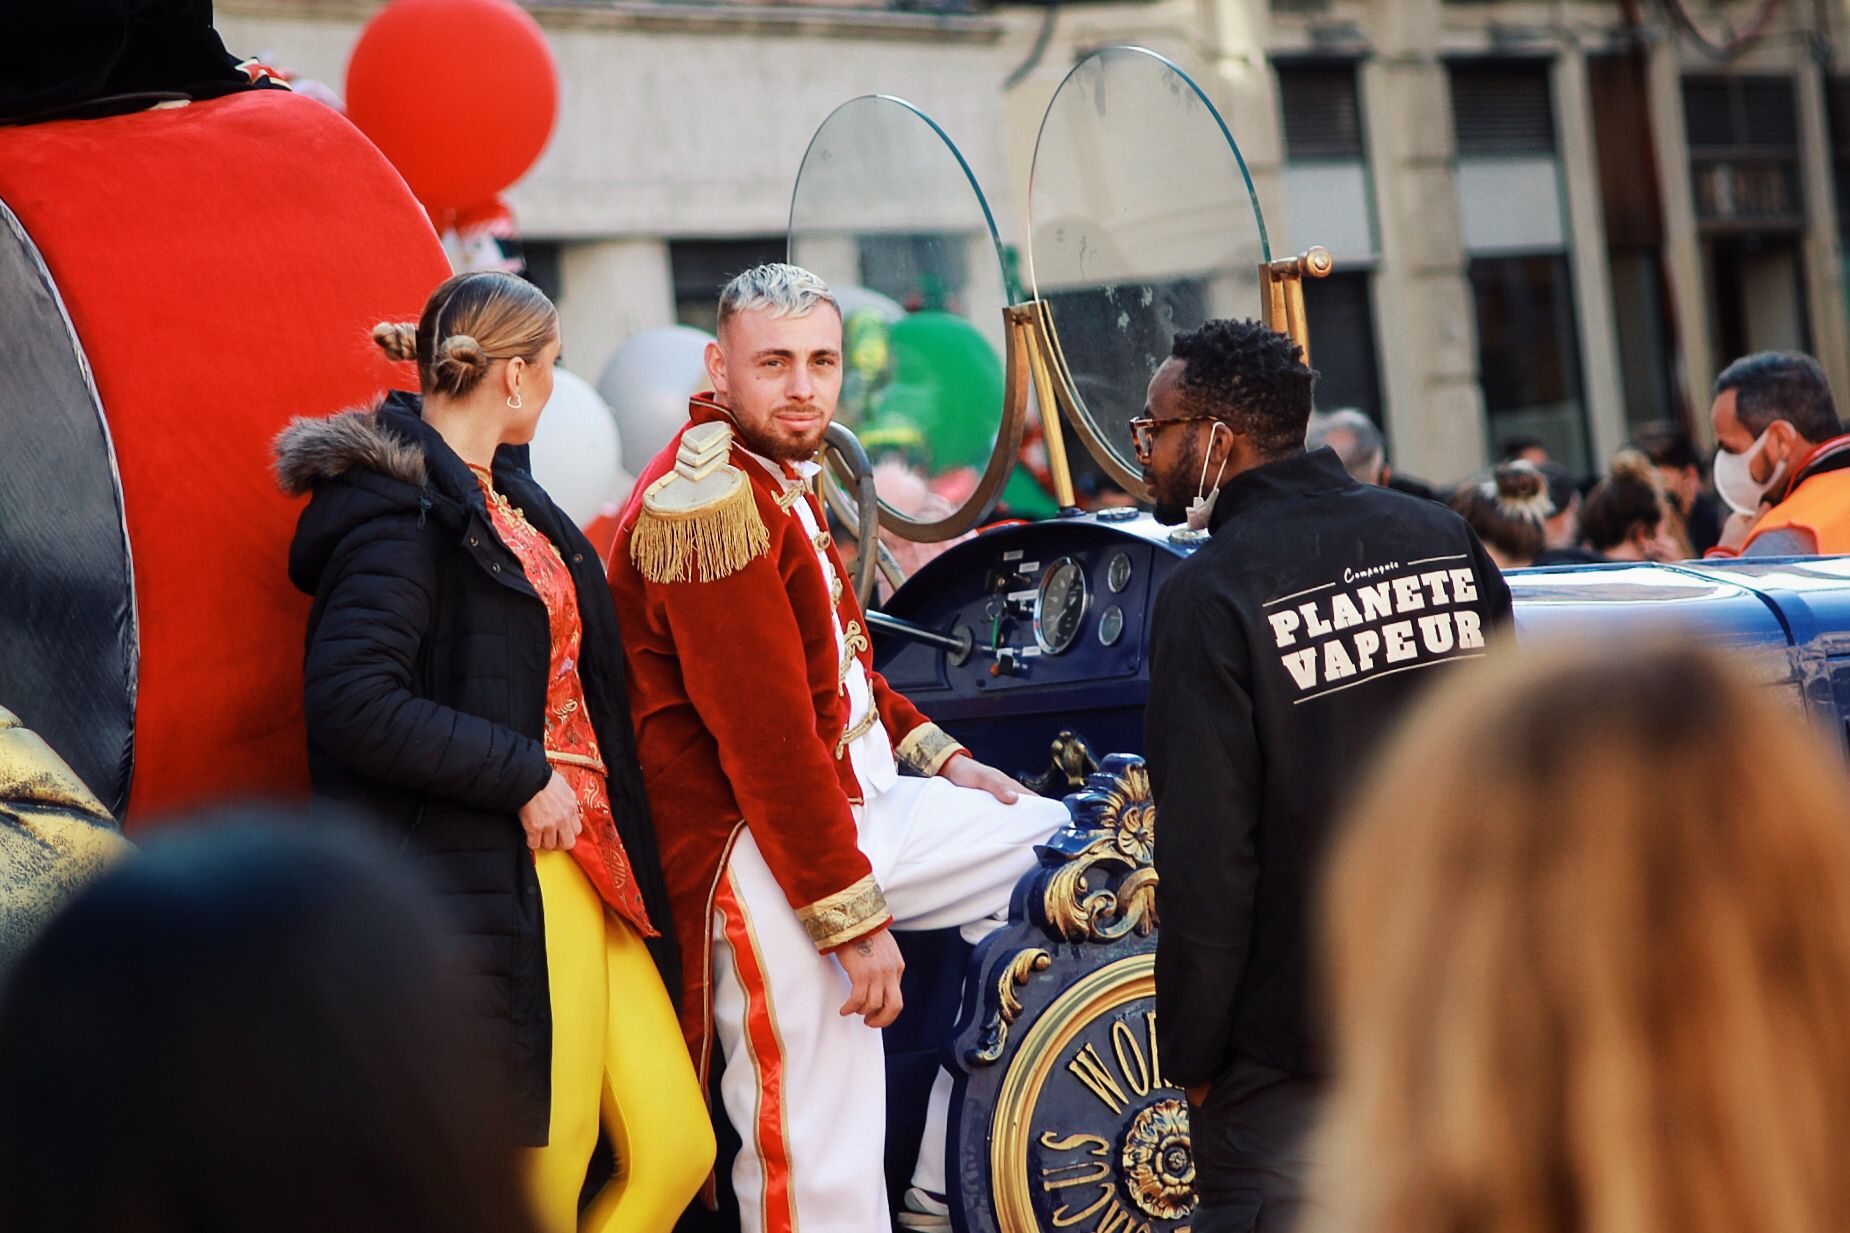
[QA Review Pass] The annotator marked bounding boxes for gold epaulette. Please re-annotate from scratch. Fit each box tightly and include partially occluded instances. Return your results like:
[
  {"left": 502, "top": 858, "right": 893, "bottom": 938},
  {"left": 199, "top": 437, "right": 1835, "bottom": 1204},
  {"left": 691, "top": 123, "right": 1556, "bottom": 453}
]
[{"left": 629, "top": 422, "right": 770, "bottom": 584}]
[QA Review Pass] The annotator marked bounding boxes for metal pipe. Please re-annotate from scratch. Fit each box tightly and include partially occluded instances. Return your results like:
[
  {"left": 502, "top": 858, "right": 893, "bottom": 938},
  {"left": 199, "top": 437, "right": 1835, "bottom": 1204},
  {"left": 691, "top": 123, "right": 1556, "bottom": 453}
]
[{"left": 866, "top": 610, "right": 971, "bottom": 656}]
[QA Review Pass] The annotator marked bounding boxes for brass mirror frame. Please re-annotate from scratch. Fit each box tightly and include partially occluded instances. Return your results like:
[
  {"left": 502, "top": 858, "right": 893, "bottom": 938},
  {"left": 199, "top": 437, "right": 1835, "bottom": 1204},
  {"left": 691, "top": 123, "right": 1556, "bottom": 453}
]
[
  {"left": 790, "top": 95, "right": 1021, "bottom": 544},
  {"left": 1014, "top": 247, "right": 1334, "bottom": 511},
  {"left": 796, "top": 61, "right": 1334, "bottom": 564},
  {"left": 1025, "top": 46, "right": 1296, "bottom": 504}
]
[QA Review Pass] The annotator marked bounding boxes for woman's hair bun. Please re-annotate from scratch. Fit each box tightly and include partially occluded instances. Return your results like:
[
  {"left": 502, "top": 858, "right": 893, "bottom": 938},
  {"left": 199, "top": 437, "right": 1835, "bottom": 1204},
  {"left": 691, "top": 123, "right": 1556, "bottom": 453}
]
[
  {"left": 1608, "top": 447, "right": 1658, "bottom": 490},
  {"left": 1493, "top": 460, "right": 1547, "bottom": 504},
  {"left": 432, "top": 333, "right": 489, "bottom": 378},
  {"left": 371, "top": 321, "right": 419, "bottom": 364},
  {"left": 1485, "top": 460, "right": 1552, "bottom": 522}
]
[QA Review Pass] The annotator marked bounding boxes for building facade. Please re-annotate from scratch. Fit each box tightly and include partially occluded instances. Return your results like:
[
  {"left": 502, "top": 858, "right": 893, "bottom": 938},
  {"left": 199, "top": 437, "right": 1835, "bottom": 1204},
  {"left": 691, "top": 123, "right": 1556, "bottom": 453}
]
[{"left": 219, "top": 0, "right": 1850, "bottom": 486}]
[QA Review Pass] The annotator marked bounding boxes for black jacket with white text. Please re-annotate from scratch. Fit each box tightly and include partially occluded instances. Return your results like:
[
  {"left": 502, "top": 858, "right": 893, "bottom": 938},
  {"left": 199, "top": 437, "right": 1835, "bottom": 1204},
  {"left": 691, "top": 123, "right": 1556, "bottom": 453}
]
[{"left": 1147, "top": 447, "right": 1511, "bottom": 1085}]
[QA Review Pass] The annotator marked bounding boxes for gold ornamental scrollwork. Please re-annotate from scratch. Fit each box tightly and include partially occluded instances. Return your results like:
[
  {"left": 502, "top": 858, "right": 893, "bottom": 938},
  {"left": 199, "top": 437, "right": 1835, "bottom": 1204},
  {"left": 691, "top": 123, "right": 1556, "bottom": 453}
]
[
  {"left": 970, "top": 948, "right": 1054, "bottom": 1066},
  {"left": 1041, "top": 761, "right": 1158, "bottom": 943}
]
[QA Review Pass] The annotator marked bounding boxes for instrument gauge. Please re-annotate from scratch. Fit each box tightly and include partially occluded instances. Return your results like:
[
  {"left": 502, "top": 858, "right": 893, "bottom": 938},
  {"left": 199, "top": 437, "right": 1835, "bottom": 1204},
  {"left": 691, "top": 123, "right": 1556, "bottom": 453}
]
[
  {"left": 1106, "top": 551, "right": 1133, "bottom": 594},
  {"left": 1098, "top": 605, "right": 1125, "bottom": 647},
  {"left": 1034, "top": 557, "right": 1089, "bottom": 655}
]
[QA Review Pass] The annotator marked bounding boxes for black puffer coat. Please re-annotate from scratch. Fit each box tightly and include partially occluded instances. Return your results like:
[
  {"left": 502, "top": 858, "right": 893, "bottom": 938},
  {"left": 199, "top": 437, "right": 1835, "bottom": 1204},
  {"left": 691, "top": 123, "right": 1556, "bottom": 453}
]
[{"left": 275, "top": 391, "right": 676, "bottom": 1146}]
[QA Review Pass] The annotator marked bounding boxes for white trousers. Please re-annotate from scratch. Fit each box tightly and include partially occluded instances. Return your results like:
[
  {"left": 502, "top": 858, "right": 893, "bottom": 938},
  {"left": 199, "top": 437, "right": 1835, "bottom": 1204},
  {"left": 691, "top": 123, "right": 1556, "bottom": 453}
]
[{"left": 711, "top": 775, "right": 1068, "bottom": 1233}]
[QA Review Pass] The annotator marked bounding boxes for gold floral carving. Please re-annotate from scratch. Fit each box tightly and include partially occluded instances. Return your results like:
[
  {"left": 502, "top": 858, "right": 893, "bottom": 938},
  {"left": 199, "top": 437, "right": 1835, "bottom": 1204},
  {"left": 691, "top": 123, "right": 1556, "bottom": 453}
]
[
  {"left": 968, "top": 948, "right": 1053, "bottom": 1066},
  {"left": 1048, "top": 730, "right": 1100, "bottom": 792},
  {"left": 1042, "top": 762, "right": 1159, "bottom": 943},
  {"left": 1121, "top": 1097, "right": 1197, "bottom": 1221}
]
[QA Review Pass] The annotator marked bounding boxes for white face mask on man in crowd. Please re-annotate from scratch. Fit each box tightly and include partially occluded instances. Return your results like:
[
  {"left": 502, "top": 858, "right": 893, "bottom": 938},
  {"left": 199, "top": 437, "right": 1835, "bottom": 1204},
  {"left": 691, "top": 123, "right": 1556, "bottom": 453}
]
[{"left": 1713, "top": 425, "right": 1790, "bottom": 516}]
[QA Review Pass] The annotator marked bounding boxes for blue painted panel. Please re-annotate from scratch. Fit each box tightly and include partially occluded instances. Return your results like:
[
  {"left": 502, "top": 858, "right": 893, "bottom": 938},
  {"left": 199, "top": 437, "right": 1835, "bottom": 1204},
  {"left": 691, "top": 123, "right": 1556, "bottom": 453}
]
[{"left": 873, "top": 515, "right": 1850, "bottom": 773}]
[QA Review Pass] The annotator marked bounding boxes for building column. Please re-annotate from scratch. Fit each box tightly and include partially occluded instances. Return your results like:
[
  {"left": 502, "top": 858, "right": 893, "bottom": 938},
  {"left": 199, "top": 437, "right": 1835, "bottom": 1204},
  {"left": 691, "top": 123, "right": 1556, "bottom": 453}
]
[
  {"left": 1796, "top": 55, "right": 1850, "bottom": 402},
  {"left": 1645, "top": 36, "right": 1715, "bottom": 444},
  {"left": 1359, "top": 0, "right": 1484, "bottom": 485},
  {"left": 1553, "top": 45, "right": 1628, "bottom": 463},
  {"left": 557, "top": 239, "right": 675, "bottom": 388}
]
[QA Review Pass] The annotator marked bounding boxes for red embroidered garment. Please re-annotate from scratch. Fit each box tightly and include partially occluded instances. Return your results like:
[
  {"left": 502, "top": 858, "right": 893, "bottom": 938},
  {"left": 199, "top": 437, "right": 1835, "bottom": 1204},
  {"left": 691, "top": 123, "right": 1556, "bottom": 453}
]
[
  {"left": 471, "top": 465, "right": 655, "bottom": 937},
  {"left": 608, "top": 399, "right": 967, "bottom": 1083}
]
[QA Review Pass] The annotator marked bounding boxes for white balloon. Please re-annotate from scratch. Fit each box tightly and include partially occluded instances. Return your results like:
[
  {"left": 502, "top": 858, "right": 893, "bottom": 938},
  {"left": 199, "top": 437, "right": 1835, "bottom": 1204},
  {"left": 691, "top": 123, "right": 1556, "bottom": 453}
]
[
  {"left": 529, "top": 368, "right": 634, "bottom": 527},
  {"left": 598, "top": 326, "right": 715, "bottom": 477}
]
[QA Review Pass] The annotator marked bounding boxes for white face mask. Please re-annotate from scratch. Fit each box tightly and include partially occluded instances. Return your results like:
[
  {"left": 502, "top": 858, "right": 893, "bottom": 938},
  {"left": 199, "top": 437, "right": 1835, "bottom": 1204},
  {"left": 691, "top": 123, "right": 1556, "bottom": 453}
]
[
  {"left": 1185, "top": 422, "right": 1231, "bottom": 531},
  {"left": 1713, "top": 425, "right": 1788, "bottom": 516}
]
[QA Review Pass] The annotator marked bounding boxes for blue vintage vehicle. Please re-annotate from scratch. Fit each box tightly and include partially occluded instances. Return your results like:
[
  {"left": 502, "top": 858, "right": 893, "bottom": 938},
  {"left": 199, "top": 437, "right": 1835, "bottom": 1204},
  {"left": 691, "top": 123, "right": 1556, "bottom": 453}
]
[
  {"left": 867, "top": 525, "right": 1850, "bottom": 1233},
  {"left": 776, "top": 45, "right": 1850, "bottom": 1233}
]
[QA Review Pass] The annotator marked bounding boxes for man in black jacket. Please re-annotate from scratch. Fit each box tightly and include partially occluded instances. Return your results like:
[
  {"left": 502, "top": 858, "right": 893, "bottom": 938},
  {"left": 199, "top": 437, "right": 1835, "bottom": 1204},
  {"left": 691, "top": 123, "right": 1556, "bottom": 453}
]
[{"left": 1141, "top": 320, "right": 1511, "bottom": 1233}]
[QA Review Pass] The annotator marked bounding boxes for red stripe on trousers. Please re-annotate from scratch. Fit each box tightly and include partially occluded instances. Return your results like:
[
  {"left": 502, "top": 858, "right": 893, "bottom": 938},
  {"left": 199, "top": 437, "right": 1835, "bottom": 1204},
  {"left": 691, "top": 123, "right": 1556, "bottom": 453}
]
[{"left": 716, "top": 877, "right": 796, "bottom": 1233}]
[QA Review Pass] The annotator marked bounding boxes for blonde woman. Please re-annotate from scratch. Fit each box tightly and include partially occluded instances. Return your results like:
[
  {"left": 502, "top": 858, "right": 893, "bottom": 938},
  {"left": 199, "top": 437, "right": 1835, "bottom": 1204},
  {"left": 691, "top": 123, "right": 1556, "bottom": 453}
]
[
  {"left": 276, "top": 271, "right": 712, "bottom": 1232},
  {"left": 1316, "top": 641, "right": 1850, "bottom": 1233}
]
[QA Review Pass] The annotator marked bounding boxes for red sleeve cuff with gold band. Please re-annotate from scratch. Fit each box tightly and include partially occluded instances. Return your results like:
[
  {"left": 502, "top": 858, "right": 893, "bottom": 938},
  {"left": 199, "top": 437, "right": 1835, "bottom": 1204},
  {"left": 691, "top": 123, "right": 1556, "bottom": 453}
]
[
  {"left": 797, "top": 874, "right": 893, "bottom": 951},
  {"left": 895, "top": 722, "right": 966, "bottom": 778}
]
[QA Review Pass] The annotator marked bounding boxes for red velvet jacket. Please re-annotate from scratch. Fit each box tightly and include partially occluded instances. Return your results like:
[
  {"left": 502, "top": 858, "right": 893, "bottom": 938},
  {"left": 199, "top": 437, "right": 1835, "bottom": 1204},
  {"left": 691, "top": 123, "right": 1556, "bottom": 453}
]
[{"left": 608, "top": 397, "right": 964, "bottom": 1078}]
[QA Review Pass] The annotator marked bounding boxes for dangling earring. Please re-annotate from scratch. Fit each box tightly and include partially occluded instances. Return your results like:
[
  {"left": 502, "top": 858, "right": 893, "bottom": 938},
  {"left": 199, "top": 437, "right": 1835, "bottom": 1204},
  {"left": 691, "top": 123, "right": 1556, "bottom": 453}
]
[{"left": 507, "top": 392, "right": 523, "bottom": 410}]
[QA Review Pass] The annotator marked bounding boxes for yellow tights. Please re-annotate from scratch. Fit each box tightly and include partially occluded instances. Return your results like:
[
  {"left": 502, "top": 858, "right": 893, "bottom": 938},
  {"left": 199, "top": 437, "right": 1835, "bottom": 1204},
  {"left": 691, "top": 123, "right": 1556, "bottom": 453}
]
[{"left": 527, "top": 850, "right": 715, "bottom": 1233}]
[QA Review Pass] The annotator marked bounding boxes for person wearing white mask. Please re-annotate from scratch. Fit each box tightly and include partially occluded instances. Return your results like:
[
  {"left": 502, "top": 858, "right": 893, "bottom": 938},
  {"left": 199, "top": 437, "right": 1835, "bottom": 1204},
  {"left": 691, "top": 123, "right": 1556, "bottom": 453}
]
[
  {"left": 1708, "top": 351, "right": 1850, "bottom": 556},
  {"left": 1136, "top": 319, "right": 1510, "bottom": 1233}
]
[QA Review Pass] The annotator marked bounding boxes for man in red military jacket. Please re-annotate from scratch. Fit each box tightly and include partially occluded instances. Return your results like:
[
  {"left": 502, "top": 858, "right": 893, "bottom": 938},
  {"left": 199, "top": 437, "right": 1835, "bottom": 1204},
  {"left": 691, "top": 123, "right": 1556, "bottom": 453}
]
[{"left": 609, "top": 264, "right": 1066, "bottom": 1232}]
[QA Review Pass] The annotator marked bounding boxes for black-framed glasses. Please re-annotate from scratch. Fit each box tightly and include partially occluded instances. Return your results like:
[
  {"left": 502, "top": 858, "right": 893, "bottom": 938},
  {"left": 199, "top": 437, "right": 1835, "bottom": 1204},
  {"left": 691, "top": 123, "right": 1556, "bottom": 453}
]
[{"left": 1129, "top": 414, "right": 1224, "bottom": 462}]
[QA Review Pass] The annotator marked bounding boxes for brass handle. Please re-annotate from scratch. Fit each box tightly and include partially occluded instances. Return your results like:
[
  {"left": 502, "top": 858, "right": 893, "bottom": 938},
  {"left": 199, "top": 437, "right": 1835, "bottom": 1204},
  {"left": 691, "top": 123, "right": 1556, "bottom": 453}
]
[{"left": 1260, "top": 247, "right": 1335, "bottom": 366}]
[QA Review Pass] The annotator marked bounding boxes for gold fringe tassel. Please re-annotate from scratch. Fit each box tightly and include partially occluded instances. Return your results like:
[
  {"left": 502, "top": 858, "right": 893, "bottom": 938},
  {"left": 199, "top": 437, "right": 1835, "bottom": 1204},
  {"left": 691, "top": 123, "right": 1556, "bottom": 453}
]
[{"left": 629, "top": 478, "right": 770, "bottom": 584}]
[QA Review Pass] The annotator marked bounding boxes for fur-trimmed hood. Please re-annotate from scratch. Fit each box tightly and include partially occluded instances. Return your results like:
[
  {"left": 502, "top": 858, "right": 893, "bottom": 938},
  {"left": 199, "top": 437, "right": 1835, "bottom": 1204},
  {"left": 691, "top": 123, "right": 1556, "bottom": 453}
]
[
  {"left": 277, "top": 391, "right": 475, "bottom": 596},
  {"left": 272, "top": 402, "right": 428, "bottom": 496}
]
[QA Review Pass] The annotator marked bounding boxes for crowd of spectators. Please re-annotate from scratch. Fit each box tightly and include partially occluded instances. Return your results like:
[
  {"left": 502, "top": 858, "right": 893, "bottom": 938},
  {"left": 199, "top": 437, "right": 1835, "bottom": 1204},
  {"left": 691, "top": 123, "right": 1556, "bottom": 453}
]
[{"left": 1311, "top": 347, "right": 1850, "bottom": 573}]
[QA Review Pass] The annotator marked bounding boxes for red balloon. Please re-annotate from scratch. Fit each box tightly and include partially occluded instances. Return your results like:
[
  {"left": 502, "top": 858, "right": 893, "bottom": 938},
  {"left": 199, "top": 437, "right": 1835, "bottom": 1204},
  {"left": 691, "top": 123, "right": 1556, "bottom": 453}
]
[{"left": 346, "top": 0, "right": 558, "bottom": 215}]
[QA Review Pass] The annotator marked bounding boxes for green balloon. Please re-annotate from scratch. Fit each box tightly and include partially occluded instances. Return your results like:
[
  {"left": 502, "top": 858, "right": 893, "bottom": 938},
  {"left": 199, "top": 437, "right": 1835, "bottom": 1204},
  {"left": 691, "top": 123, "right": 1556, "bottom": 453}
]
[
  {"left": 865, "top": 311, "right": 1004, "bottom": 471},
  {"left": 1003, "top": 466, "right": 1060, "bottom": 520}
]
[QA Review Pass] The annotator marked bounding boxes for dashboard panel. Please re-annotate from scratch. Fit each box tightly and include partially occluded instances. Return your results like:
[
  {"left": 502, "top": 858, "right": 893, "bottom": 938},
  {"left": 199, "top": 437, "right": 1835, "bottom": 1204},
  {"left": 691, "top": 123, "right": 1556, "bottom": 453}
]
[
  {"left": 871, "top": 520, "right": 1850, "bottom": 782},
  {"left": 874, "top": 512, "right": 1200, "bottom": 775}
]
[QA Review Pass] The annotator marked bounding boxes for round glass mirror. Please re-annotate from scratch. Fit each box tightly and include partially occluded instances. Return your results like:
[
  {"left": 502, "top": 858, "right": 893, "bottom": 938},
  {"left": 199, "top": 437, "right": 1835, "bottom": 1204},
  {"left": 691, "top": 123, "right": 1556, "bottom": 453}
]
[
  {"left": 789, "top": 95, "right": 1022, "bottom": 541},
  {"left": 1029, "top": 47, "right": 1270, "bottom": 496}
]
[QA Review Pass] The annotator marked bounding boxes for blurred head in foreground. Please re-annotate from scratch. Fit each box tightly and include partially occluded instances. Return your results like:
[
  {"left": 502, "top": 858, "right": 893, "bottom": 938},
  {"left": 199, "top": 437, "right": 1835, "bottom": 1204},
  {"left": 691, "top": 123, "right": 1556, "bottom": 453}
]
[
  {"left": 1317, "top": 641, "right": 1850, "bottom": 1233},
  {"left": 0, "top": 818, "right": 538, "bottom": 1233}
]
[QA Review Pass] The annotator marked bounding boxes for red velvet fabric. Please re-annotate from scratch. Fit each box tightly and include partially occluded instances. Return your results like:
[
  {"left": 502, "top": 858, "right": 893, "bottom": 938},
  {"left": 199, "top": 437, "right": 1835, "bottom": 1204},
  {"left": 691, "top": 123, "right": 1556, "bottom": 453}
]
[
  {"left": 609, "top": 399, "right": 938, "bottom": 1072},
  {"left": 0, "top": 91, "right": 450, "bottom": 828}
]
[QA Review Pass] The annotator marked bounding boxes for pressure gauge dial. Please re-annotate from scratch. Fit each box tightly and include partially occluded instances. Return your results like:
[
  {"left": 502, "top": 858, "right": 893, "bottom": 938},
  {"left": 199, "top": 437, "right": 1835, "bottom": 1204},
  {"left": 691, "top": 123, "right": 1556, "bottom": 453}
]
[
  {"left": 1033, "top": 557, "right": 1089, "bottom": 655},
  {"left": 1098, "top": 605, "right": 1125, "bottom": 647},
  {"left": 1106, "top": 551, "right": 1133, "bottom": 594}
]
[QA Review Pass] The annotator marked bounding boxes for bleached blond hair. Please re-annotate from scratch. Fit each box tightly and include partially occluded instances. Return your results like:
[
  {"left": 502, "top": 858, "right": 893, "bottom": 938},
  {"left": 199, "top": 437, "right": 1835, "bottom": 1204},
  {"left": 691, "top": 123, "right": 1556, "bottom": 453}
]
[{"left": 716, "top": 263, "right": 840, "bottom": 333}]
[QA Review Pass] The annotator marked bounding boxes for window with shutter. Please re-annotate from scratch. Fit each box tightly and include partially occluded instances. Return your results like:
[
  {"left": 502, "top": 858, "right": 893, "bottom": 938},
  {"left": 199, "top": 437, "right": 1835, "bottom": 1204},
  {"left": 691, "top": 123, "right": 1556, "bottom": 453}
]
[
  {"left": 1445, "top": 60, "right": 1589, "bottom": 470},
  {"left": 1277, "top": 60, "right": 1383, "bottom": 432},
  {"left": 1682, "top": 75, "right": 1803, "bottom": 230},
  {"left": 1828, "top": 78, "right": 1850, "bottom": 241},
  {"left": 670, "top": 237, "right": 788, "bottom": 333},
  {"left": 1448, "top": 62, "right": 1556, "bottom": 157},
  {"left": 1277, "top": 63, "right": 1364, "bottom": 160}
]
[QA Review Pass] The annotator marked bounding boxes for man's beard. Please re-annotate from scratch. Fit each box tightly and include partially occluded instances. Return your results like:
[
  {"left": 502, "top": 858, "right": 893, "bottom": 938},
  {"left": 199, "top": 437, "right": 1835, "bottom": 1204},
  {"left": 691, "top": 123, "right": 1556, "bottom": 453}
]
[
  {"left": 733, "top": 403, "right": 830, "bottom": 462},
  {"left": 1147, "top": 433, "right": 1202, "bottom": 525}
]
